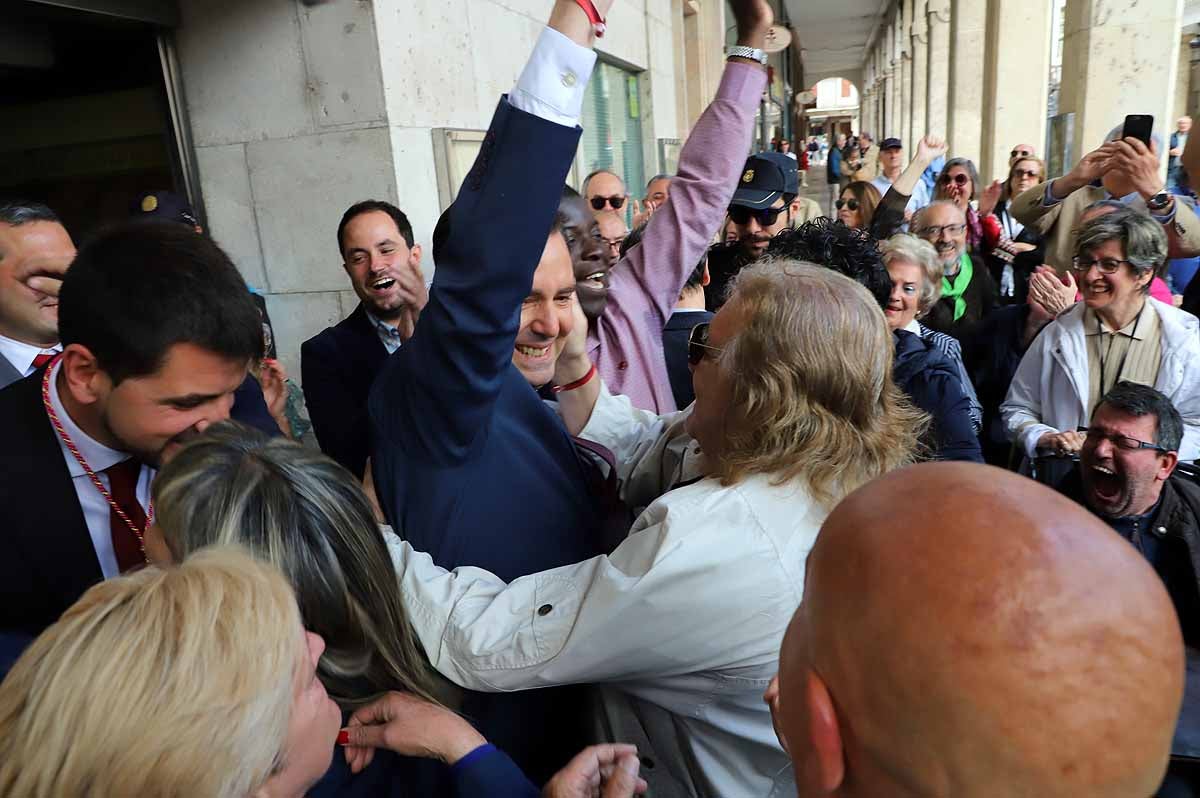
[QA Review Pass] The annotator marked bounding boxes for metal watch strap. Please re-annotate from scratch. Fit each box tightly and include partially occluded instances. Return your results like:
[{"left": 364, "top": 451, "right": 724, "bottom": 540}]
[
  {"left": 727, "top": 45, "right": 768, "bottom": 65},
  {"left": 1147, "top": 191, "right": 1172, "bottom": 212}
]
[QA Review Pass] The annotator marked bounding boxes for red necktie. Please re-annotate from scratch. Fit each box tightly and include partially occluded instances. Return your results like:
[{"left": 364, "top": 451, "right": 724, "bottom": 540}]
[
  {"left": 31, "top": 353, "right": 55, "bottom": 370},
  {"left": 103, "top": 459, "right": 147, "bottom": 573}
]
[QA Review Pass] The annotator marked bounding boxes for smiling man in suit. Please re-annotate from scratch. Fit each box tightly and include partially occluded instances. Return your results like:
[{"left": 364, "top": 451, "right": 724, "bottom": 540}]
[
  {"left": 0, "top": 222, "right": 263, "bottom": 639},
  {"left": 0, "top": 200, "right": 74, "bottom": 388},
  {"left": 301, "top": 200, "right": 427, "bottom": 478}
]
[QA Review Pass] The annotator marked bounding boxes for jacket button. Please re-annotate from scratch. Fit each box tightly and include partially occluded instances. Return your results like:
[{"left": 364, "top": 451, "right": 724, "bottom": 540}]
[
  {"left": 537, "top": 604, "right": 553, "bottom": 616},
  {"left": 618, "top": 360, "right": 628, "bottom": 370}
]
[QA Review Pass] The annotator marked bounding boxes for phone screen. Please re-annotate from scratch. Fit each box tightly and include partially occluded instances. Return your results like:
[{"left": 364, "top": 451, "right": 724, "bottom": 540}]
[{"left": 1122, "top": 115, "right": 1154, "bottom": 147}]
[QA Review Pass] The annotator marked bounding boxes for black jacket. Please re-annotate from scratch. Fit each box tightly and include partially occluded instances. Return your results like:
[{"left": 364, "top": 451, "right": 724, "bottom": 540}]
[
  {"left": 662, "top": 309, "right": 713, "bottom": 408},
  {"left": 893, "top": 330, "right": 983, "bottom": 462},
  {"left": 301, "top": 304, "right": 389, "bottom": 478},
  {"left": 1059, "top": 469, "right": 1200, "bottom": 646},
  {"left": 922, "top": 254, "right": 998, "bottom": 339}
]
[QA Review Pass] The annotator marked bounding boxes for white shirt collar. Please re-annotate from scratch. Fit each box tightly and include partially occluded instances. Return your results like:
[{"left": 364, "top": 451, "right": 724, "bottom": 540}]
[
  {"left": 903, "top": 318, "right": 922, "bottom": 335},
  {"left": 0, "top": 333, "right": 59, "bottom": 378},
  {"left": 46, "top": 360, "right": 131, "bottom": 478}
]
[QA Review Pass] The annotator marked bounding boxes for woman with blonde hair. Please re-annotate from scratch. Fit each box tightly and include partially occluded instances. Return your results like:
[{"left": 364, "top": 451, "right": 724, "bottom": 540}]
[
  {"left": 380, "top": 258, "right": 927, "bottom": 798},
  {"left": 879, "top": 233, "right": 983, "bottom": 433},
  {"left": 0, "top": 546, "right": 344, "bottom": 798}
]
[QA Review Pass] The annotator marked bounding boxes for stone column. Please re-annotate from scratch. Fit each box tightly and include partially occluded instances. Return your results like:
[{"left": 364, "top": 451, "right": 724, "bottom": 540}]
[
  {"left": 900, "top": 0, "right": 914, "bottom": 148},
  {"left": 926, "top": 0, "right": 951, "bottom": 137},
  {"left": 910, "top": 0, "right": 928, "bottom": 145},
  {"left": 947, "top": 0, "right": 985, "bottom": 164},
  {"left": 979, "top": 0, "right": 1052, "bottom": 181},
  {"left": 888, "top": 17, "right": 902, "bottom": 138},
  {"left": 1058, "top": 0, "right": 1183, "bottom": 165}
]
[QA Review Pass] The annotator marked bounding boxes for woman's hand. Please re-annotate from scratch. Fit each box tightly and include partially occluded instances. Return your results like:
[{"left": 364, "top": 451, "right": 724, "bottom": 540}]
[
  {"left": 1028, "top": 266, "right": 1077, "bottom": 317},
  {"left": 341, "top": 692, "right": 486, "bottom": 774},
  {"left": 978, "top": 180, "right": 1003, "bottom": 217},
  {"left": 543, "top": 744, "right": 647, "bottom": 798},
  {"left": 1037, "top": 430, "right": 1085, "bottom": 456}
]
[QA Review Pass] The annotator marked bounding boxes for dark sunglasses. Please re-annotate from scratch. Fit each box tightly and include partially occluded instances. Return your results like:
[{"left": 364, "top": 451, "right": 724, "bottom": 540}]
[
  {"left": 938, "top": 173, "right": 970, "bottom": 186},
  {"left": 835, "top": 198, "right": 860, "bottom": 211},
  {"left": 590, "top": 195, "right": 626, "bottom": 210},
  {"left": 728, "top": 205, "right": 785, "bottom": 226},
  {"left": 1011, "top": 148, "right": 1033, "bottom": 158},
  {"left": 687, "top": 323, "right": 724, "bottom": 366},
  {"left": 1012, "top": 168, "right": 1040, "bottom": 179}
]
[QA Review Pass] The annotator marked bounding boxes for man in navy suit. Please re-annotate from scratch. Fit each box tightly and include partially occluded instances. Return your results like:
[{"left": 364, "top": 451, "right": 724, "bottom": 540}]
[
  {"left": 366, "top": 3, "right": 611, "bottom": 783},
  {"left": 301, "top": 201, "right": 427, "bottom": 477},
  {"left": 661, "top": 257, "right": 713, "bottom": 408}
]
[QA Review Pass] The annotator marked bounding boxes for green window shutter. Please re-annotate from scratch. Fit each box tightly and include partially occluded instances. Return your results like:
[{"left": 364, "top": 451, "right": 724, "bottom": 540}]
[{"left": 580, "top": 62, "right": 646, "bottom": 207}]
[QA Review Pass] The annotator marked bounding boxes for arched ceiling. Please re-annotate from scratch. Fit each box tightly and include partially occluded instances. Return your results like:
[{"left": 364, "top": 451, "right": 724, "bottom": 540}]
[{"left": 782, "top": 0, "right": 888, "bottom": 90}]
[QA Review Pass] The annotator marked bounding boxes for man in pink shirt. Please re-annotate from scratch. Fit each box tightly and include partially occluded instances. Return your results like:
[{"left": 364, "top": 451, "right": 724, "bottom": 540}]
[{"left": 580, "top": 3, "right": 769, "bottom": 413}]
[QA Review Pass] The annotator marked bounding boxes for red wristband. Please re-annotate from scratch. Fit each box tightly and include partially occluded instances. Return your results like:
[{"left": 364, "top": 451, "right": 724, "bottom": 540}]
[
  {"left": 572, "top": 0, "right": 606, "bottom": 37},
  {"left": 553, "top": 363, "right": 597, "bottom": 393}
]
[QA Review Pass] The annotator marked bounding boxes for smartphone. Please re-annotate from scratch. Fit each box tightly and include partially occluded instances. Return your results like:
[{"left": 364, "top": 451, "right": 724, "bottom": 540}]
[{"left": 1122, "top": 114, "right": 1154, "bottom": 147}]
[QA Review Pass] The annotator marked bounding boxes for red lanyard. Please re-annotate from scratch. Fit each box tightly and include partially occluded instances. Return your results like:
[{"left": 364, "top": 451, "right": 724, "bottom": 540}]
[{"left": 41, "top": 357, "right": 152, "bottom": 555}]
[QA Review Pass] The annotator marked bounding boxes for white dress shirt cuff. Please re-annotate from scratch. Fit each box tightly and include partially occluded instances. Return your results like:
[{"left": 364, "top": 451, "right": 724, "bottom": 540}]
[{"left": 509, "top": 26, "right": 596, "bottom": 128}]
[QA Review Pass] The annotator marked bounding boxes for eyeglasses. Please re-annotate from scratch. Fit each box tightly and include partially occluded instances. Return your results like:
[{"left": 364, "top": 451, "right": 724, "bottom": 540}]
[
  {"left": 1070, "top": 256, "right": 1133, "bottom": 274},
  {"left": 728, "top": 205, "right": 786, "bottom": 227},
  {"left": 915, "top": 223, "right": 967, "bottom": 239},
  {"left": 1011, "top": 148, "right": 1034, "bottom": 158},
  {"left": 835, "top": 198, "right": 860, "bottom": 211},
  {"left": 1076, "top": 427, "right": 1168, "bottom": 453},
  {"left": 1012, "top": 168, "right": 1040, "bottom": 179},
  {"left": 687, "top": 322, "right": 724, "bottom": 366},
  {"left": 938, "top": 173, "right": 970, "bottom": 187},
  {"left": 590, "top": 195, "right": 626, "bottom": 211}
]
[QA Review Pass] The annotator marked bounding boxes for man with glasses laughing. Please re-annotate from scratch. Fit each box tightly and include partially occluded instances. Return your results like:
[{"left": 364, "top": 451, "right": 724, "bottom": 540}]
[
  {"left": 913, "top": 200, "right": 998, "bottom": 337},
  {"left": 1058, "top": 382, "right": 1200, "bottom": 644},
  {"left": 705, "top": 153, "right": 794, "bottom": 310}
]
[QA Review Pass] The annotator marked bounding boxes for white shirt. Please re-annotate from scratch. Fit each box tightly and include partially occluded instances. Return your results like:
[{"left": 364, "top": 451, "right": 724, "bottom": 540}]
[
  {"left": 46, "top": 360, "right": 154, "bottom": 579},
  {"left": 0, "top": 332, "right": 60, "bottom": 378},
  {"left": 391, "top": 385, "right": 810, "bottom": 796},
  {"left": 509, "top": 26, "right": 596, "bottom": 127}
]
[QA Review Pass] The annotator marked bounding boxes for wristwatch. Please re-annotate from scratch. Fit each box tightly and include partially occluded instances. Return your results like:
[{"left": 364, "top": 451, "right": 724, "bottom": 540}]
[
  {"left": 726, "top": 45, "right": 768, "bottom": 65},
  {"left": 1147, "top": 190, "right": 1173, "bottom": 212}
]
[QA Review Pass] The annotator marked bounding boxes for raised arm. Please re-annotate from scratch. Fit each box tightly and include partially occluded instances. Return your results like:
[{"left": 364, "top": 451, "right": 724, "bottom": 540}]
[
  {"left": 871, "top": 135, "right": 944, "bottom": 239},
  {"left": 596, "top": 0, "right": 770, "bottom": 334},
  {"left": 369, "top": 2, "right": 606, "bottom": 464}
]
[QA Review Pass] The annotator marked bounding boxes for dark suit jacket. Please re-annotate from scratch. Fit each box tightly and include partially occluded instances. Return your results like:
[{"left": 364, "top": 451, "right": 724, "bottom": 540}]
[
  {"left": 0, "top": 371, "right": 104, "bottom": 638},
  {"left": 368, "top": 97, "right": 601, "bottom": 785},
  {"left": 662, "top": 309, "right": 712, "bottom": 409},
  {"left": 301, "top": 304, "right": 388, "bottom": 477}
]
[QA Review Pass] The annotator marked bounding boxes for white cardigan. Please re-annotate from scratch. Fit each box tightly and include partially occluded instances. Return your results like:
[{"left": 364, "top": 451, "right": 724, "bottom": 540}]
[
  {"left": 389, "top": 384, "right": 820, "bottom": 797},
  {"left": 1001, "top": 299, "right": 1200, "bottom": 460}
]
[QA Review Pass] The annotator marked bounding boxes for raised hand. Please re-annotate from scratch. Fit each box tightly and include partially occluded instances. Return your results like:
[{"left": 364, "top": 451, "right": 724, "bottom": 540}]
[
  {"left": 631, "top": 198, "right": 657, "bottom": 229},
  {"left": 915, "top": 135, "right": 947, "bottom": 165},
  {"left": 1108, "top": 137, "right": 1165, "bottom": 200},
  {"left": 1067, "top": 143, "right": 1116, "bottom": 187},
  {"left": 978, "top": 180, "right": 1003, "bottom": 217},
  {"left": 729, "top": 0, "right": 774, "bottom": 45}
]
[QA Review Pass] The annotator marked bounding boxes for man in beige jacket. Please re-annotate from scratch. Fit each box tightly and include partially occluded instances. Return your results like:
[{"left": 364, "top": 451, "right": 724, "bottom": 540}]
[{"left": 1011, "top": 126, "right": 1200, "bottom": 273}]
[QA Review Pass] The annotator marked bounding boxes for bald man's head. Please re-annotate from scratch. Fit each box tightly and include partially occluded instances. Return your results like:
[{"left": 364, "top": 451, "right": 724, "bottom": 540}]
[{"left": 777, "top": 463, "right": 1184, "bottom": 798}]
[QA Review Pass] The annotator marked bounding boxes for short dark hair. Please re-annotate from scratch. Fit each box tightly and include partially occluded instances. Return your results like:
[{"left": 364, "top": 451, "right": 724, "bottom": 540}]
[
  {"left": 764, "top": 218, "right": 890, "bottom": 309},
  {"left": 645, "top": 174, "right": 672, "bottom": 190},
  {"left": 0, "top": 199, "right": 60, "bottom": 227},
  {"left": 336, "top": 200, "right": 415, "bottom": 256},
  {"left": 1095, "top": 381, "right": 1184, "bottom": 452},
  {"left": 58, "top": 222, "right": 263, "bottom": 385}
]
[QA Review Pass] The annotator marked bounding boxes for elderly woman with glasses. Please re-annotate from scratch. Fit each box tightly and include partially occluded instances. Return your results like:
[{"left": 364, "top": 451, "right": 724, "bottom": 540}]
[{"left": 1002, "top": 207, "right": 1200, "bottom": 464}]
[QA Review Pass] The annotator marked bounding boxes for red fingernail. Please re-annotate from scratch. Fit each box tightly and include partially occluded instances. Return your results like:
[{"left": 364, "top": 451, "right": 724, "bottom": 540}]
[{"left": 337, "top": 730, "right": 350, "bottom": 746}]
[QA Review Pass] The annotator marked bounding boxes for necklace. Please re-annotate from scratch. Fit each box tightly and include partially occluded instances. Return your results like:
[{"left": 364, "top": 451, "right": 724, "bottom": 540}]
[
  {"left": 1097, "top": 303, "right": 1143, "bottom": 396},
  {"left": 41, "top": 357, "right": 151, "bottom": 560}
]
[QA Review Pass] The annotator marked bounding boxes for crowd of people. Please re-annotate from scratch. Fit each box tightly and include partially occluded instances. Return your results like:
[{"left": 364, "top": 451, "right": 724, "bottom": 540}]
[{"left": 0, "top": 0, "right": 1199, "bottom": 795}]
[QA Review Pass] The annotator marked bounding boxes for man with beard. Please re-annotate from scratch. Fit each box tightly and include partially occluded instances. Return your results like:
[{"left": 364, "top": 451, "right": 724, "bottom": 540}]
[
  {"left": 914, "top": 199, "right": 998, "bottom": 337},
  {"left": 0, "top": 200, "right": 73, "bottom": 389},
  {"left": 302, "top": 201, "right": 427, "bottom": 477},
  {"left": 0, "top": 222, "right": 263, "bottom": 639},
  {"left": 1059, "top": 382, "right": 1200, "bottom": 644},
  {"left": 705, "top": 153, "right": 793, "bottom": 311}
]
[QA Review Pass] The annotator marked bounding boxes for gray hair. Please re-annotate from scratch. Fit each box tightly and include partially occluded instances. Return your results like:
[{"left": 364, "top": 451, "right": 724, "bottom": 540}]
[
  {"left": 0, "top": 199, "right": 60, "bottom": 227},
  {"left": 152, "top": 422, "right": 440, "bottom": 710},
  {"left": 913, "top": 199, "right": 967, "bottom": 230},
  {"left": 935, "top": 158, "right": 980, "bottom": 200},
  {"left": 1096, "top": 381, "right": 1183, "bottom": 452},
  {"left": 879, "top": 234, "right": 944, "bottom": 315},
  {"left": 581, "top": 169, "right": 625, "bottom": 196},
  {"left": 1075, "top": 206, "right": 1167, "bottom": 285}
]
